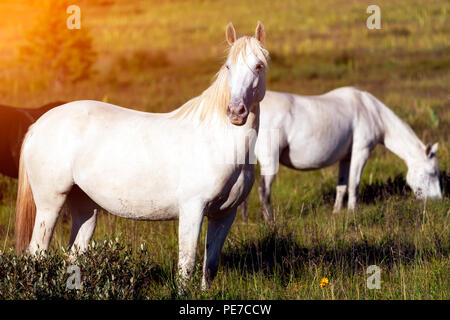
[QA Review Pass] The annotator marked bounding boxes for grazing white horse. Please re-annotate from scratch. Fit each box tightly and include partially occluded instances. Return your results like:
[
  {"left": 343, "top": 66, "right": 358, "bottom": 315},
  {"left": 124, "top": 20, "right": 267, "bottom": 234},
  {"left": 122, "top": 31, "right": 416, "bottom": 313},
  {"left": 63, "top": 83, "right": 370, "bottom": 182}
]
[
  {"left": 243, "top": 87, "right": 441, "bottom": 221},
  {"left": 15, "top": 22, "right": 269, "bottom": 289}
]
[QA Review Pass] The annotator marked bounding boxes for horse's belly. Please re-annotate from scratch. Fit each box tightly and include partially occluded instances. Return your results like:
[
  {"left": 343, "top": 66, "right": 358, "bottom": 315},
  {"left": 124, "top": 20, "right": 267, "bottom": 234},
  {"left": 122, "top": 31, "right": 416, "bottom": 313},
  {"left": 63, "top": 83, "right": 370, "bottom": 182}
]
[
  {"left": 282, "top": 134, "right": 352, "bottom": 170},
  {"left": 107, "top": 199, "right": 179, "bottom": 221},
  {"left": 74, "top": 166, "right": 181, "bottom": 221},
  {"left": 85, "top": 188, "right": 178, "bottom": 220}
]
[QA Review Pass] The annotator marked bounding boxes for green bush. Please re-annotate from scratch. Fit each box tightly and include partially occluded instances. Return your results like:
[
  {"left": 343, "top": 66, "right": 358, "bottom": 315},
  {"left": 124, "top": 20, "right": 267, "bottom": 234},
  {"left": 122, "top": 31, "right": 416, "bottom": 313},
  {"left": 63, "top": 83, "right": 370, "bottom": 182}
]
[{"left": 0, "top": 238, "right": 170, "bottom": 299}]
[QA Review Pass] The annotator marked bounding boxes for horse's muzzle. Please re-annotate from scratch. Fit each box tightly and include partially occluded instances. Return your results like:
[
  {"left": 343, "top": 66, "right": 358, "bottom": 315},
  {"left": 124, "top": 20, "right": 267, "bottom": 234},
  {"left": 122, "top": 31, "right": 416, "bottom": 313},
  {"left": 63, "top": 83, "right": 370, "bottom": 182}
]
[{"left": 227, "top": 103, "right": 249, "bottom": 126}]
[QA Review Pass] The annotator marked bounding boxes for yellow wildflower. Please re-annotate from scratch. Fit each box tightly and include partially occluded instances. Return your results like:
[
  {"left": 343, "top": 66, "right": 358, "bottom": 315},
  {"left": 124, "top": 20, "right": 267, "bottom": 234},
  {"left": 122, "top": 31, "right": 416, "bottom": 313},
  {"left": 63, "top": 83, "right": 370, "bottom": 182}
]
[{"left": 320, "top": 277, "right": 329, "bottom": 289}]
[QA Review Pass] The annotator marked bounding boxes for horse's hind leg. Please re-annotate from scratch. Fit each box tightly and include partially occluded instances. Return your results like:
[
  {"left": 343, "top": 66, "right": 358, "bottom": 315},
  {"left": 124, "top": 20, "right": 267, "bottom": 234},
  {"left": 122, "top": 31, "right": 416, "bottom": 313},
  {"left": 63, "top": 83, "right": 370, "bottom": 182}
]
[
  {"left": 258, "top": 174, "right": 275, "bottom": 222},
  {"left": 66, "top": 186, "right": 98, "bottom": 254},
  {"left": 239, "top": 199, "right": 248, "bottom": 222},
  {"left": 333, "top": 156, "right": 351, "bottom": 213},
  {"left": 28, "top": 193, "right": 68, "bottom": 254}
]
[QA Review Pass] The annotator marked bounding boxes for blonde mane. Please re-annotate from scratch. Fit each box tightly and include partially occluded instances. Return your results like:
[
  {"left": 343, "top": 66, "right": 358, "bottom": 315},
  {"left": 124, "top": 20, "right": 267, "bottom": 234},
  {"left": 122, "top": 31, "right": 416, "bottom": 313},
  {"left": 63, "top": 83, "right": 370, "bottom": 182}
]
[{"left": 172, "top": 36, "right": 269, "bottom": 123}]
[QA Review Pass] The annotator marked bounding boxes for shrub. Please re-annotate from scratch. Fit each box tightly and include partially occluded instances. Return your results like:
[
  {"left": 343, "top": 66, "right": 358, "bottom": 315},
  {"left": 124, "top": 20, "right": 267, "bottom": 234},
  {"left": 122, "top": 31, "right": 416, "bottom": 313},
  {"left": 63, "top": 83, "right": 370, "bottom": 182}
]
[{"left": 0, "top": 238, "right": 169, "bottom": 299}]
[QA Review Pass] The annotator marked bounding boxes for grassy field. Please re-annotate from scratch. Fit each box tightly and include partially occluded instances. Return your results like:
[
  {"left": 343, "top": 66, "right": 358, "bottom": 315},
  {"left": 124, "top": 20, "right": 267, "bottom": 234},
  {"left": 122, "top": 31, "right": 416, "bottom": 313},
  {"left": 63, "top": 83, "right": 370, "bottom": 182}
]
[{"left": 0, "top": 0, "right": 449, "bottom": 299}]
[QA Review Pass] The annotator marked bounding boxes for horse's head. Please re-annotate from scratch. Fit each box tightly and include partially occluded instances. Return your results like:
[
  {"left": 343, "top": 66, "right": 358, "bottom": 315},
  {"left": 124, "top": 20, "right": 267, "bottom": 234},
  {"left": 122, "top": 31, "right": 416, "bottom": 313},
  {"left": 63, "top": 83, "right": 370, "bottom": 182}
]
[
  {"left": 224, "top": 22, "right": 269, "bottom": 126},
  {"left": 406, "top": 142, "right": 442, "bottom": 200}
]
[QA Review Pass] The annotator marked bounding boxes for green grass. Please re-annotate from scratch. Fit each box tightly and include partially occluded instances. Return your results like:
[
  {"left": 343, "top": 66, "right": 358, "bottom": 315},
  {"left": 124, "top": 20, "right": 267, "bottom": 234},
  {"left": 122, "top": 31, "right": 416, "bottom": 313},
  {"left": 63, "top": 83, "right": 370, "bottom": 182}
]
[
  {"left": 0, "top": 0, "right": 449, "bottom": 299},
  {"left": 0, "top": 166, "right": 448, "bottom": 299}
]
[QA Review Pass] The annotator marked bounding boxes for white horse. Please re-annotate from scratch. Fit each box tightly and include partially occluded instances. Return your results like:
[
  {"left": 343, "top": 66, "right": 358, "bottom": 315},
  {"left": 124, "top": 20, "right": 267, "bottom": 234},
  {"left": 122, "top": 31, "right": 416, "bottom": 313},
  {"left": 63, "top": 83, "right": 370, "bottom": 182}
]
[
  {"left": 243, "top": 87, "right": 442, "bottom": 221},
  {"left": 15, "top": 22, "right": 269, "bottom": 289}
]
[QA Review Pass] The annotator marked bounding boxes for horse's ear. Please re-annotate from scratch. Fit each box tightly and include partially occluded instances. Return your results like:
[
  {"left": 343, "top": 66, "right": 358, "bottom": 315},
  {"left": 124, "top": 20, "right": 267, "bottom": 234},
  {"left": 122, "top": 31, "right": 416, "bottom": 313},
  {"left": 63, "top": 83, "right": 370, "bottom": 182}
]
[
  {"left": 426, "top": 142, "right": 438, "bottom": 158},
  {"left": 226, "top": 22, "right": 236, "bottom": 46},
  {"left": 255, "top": 21, "right": 266, "bottom": 45}
]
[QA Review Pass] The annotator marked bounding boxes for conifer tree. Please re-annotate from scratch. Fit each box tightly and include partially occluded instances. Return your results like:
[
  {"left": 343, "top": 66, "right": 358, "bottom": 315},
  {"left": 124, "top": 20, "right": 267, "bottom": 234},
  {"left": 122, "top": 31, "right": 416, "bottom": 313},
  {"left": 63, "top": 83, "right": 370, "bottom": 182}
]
[{"left": 19, "top": 1, "right": 96, "bottom": 88}]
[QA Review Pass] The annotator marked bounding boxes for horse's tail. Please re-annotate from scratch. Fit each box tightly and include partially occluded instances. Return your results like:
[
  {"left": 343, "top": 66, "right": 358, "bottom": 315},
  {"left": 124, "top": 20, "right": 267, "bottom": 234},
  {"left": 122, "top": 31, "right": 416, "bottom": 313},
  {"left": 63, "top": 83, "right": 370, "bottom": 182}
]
[{"left": 15, "top": 132, "right": 36, "bottom": 253}]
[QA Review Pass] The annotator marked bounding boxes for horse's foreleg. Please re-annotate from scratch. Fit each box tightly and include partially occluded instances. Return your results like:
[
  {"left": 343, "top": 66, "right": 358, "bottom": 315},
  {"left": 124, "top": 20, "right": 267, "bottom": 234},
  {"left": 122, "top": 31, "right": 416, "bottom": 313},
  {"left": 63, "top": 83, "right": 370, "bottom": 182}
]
[
  {"left": 177, "top": 201, "right": 205, "bottom": 292},
  {"left": 239, "top": 199, "right": 248, "bottom": 222},
  {"left": 348, "top": 148, "right": 370, "bottom": 211},
  {"left": 201, "top": 209, "right": 237, "bottom": 290},
  {"left": 333, "top": 157, "right": 350, "bottom": 213},
  {"left": 258, "top": 174, "right": 275, "bottom": 222}
]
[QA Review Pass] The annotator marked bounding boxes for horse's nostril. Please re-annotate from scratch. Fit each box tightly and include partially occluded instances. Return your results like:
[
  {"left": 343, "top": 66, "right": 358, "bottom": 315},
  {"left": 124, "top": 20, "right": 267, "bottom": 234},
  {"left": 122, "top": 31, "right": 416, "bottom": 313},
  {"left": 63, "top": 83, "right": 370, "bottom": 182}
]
[{"left": 236, "top": 104, "right": 246, "bottom": 115}]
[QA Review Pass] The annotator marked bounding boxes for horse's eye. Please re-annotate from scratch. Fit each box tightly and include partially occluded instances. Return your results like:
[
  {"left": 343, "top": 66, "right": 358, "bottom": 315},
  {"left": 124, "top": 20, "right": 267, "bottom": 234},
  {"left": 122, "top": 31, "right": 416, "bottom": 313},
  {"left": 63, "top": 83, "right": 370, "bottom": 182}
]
[
  {"left": 225, "top": 64, "right": 230, "bottom": 70},
  {"left": 255, "top": 64, "right": 263, "bottom": 71}
]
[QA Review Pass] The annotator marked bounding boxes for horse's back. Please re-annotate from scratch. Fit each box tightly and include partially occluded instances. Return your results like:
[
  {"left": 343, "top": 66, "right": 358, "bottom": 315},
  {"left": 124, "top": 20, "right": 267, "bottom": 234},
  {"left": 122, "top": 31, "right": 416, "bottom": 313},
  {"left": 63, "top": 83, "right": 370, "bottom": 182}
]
[
  {"left": 19, "top": 101, "right": 66, "bottom": 121},
  {"left": 29, "top": 100, "right": 161, "bottom": 144},
  {"left": 322, "top": 87, "right": 384, "bottom": 145},
  {"left": 260, "top": 88, "right": 379, "bottom": 169}
]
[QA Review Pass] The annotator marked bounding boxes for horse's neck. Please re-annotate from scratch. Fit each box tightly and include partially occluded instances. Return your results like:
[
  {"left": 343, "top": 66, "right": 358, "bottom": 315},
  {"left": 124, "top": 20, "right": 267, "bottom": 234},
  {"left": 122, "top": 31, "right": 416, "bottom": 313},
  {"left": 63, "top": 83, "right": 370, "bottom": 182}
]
[
  {"left": 247, "top": 103, "right": 260, "bottom": 132},
  {"left": 221, "top": 103, "right": 260, "bottom": 165},
  {"left": 380, "top": 104, "right": 425, "bottom": 166}
]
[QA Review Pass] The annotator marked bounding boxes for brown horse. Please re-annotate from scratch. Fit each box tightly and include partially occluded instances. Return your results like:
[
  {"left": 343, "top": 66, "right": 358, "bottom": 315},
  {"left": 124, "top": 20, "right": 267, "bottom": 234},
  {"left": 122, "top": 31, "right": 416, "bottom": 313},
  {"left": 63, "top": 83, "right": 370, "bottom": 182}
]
[{"left": 0, "top": 102, "right": 65, "bottom": 178}]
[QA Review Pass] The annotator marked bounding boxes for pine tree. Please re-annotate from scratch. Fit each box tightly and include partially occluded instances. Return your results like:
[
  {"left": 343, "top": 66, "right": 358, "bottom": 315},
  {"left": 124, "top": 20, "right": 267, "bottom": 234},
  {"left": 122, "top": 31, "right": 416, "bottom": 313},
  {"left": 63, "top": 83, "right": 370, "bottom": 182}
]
[{"left": 19, "top": 1, "right": 96, "bottom": 88}]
